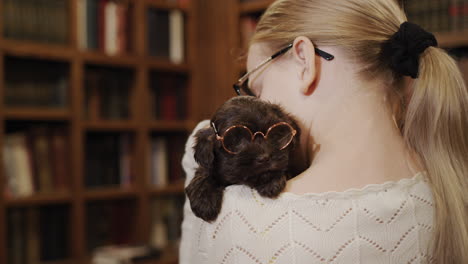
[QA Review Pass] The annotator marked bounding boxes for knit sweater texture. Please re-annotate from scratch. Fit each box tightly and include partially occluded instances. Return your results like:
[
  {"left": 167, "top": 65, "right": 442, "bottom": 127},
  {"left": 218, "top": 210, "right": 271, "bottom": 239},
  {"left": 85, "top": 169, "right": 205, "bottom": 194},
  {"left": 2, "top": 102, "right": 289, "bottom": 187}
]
[{"left": 179, "top": 120, "right": 435, "bottom": 264}]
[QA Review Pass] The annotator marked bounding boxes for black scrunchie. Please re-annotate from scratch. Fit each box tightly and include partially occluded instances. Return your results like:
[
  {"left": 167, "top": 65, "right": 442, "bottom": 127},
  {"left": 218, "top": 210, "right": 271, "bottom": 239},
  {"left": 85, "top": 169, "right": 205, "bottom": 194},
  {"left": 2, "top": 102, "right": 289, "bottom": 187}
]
[{"left": 381, "top": 22, "right": 438, "bottom": 78}]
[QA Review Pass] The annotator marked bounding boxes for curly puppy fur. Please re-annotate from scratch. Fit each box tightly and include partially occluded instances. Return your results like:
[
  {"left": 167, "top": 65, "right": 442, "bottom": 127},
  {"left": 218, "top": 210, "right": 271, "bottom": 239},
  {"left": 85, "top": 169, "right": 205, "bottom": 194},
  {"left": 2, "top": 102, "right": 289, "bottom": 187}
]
[{"left": 185, "top": 96, "right": 300, "bottom": 222}]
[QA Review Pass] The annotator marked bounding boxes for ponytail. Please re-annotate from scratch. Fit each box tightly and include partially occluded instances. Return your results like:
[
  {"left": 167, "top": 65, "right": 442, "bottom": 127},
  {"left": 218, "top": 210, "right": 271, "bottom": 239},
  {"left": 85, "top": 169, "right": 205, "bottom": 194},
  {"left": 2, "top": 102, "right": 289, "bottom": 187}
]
[{"left": 403, "top": 47, "right": 468, "bottom": 263}]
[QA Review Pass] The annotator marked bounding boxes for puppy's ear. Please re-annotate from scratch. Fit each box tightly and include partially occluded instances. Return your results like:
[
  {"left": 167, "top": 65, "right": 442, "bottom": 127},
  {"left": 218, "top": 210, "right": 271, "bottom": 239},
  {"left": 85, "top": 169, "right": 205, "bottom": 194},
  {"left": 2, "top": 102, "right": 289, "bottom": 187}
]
[
  {"left": 185, "top": 169, "right": 224, "bottom": 222},
  {"left": 193, "top": 127, "right": 216, "bottom": 169}
]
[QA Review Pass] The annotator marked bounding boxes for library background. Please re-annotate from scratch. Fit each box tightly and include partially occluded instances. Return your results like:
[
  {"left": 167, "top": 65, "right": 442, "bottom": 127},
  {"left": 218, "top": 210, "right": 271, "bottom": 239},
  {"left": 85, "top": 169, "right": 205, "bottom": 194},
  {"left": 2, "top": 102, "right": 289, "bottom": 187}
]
[{"left": 0, "top": 0, "right": 467, "bottom": 263}]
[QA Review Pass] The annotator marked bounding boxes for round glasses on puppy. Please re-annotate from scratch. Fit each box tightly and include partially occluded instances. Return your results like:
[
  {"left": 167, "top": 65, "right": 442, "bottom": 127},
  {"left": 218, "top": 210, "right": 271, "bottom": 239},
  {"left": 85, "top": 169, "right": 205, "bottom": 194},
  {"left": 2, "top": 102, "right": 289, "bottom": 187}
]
[{"left": 211, "top": 121, "right": 297, "bottom": 154}]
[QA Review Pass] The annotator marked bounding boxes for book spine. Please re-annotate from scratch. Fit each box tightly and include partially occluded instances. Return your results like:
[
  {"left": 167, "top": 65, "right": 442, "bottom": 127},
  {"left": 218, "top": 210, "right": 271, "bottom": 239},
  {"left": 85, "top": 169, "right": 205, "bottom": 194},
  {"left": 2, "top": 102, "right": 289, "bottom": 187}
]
[
  {"left": 87, "top": 0, "right": 99, "bottom": 50},
  {"left": 98, "top": 0, "right": 108, "bottom": 52},
  {"left": 78, "top": 0, "right": 88, "bottom": 49},
  {"left": 105, "top": 1, "right": 118, "bottom": 55},
  {"left": 169, "top": 10, "right": 185, "bottom": 64}
]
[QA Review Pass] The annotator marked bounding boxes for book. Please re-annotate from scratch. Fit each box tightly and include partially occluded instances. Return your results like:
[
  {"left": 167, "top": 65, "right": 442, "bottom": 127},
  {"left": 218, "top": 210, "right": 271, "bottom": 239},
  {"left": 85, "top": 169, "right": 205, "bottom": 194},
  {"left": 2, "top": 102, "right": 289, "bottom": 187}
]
[
  {"left": 3, "top": 133, "right": 34, "bottom": 197},
  {"left": 2, "top": 0, "right": 68, "bottom": 44},
  {"left": 4, "top": 58, "right": 69, "bottom": 108},
  {"left": 31, "top": 127, "right": 53, "bottom": 193},
  {"left": 151, "top": 137, "right": 168, "bottom": 187},
  {"left": 148, "top": 9, "right": 170, "bottom": 58},
  {"left": 150, "top": 73, "right": 187, "bottom": 121},
  {"left": 105, "top": 1, "right": 118, "bottom": 55},
  {"left": 78, "top": 0, "right": 88, "bottom": 50},
  {"left": 26, "top": 208, "right": 40, "bottom": 264},
  {"left": 87, "top": 0, "right": 100, "bottom": 50},
  {"left": 8, "top": 209, "right": 26, "bottom": 264},
  {"left": 50, "top": 129, "right": 69, "bottom": 191},
  {"left": 120, "top": 134, "right": 133, "bottom": 187},
  {"left": 40, "top": 206, "right": 69, "bottom": 261},
  {"left": 169, "top": 10, "right": 185, "bottom": 64}
]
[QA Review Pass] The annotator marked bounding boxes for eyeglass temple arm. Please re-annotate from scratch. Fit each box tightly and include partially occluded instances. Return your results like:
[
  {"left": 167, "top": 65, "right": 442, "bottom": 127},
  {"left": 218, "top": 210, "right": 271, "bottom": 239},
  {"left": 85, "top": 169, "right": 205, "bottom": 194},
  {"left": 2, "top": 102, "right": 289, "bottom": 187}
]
[{"left": 211, "top": 122, "right": 220, "bottom": 135}]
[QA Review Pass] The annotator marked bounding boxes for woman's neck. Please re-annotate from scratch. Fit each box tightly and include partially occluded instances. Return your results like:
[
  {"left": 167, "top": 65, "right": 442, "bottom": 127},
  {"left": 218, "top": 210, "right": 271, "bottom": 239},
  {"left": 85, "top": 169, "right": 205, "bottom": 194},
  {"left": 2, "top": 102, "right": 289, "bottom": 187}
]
[{"left": 286, "top": 88, "right": 424, "bottom": 194}]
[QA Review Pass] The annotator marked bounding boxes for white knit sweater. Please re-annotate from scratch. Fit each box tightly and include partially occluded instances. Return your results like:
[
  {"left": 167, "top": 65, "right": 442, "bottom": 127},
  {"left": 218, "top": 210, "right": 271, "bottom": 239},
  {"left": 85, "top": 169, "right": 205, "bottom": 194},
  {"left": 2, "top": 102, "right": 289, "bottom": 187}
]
[{"left": 179, "top": 120, "right": 435, "bottom": 264}]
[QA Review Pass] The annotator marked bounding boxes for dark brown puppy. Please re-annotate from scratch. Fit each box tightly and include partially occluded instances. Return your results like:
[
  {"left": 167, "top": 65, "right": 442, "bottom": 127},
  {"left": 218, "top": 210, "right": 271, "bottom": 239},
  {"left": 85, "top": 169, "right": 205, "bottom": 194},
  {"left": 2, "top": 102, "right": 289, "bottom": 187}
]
[{"left": 185, "top": 96, "right": 300, "bottom": 222}]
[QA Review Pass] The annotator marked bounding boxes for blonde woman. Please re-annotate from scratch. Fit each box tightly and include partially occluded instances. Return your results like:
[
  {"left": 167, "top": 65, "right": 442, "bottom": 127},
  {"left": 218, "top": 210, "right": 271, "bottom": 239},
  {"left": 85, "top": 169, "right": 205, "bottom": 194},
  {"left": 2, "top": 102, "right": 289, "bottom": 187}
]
[{"left": 179, "top": 0, "right": 468, "bottom": 263}]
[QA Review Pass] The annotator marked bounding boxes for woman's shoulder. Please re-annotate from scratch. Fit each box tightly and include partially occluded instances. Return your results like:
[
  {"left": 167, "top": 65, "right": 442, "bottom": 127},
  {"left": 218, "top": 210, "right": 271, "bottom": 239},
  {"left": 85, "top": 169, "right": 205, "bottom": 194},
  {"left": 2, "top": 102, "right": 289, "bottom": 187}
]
[
  {"left": 225, "top": 171, "right": 431, "bottom": 202},
  {"left": 221, "top": 171, "right": 434, "bottom": 224}
]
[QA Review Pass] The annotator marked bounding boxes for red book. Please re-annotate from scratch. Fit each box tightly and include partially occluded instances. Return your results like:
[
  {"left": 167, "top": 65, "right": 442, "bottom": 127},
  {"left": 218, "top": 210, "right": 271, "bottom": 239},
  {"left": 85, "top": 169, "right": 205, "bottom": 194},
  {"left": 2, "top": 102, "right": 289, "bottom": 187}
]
[
  {"left": 98, "top": 0, "right": 108, "bottom": 52},
  {"left": 162, "top": 91, "right": 177, "bottom": 120}
]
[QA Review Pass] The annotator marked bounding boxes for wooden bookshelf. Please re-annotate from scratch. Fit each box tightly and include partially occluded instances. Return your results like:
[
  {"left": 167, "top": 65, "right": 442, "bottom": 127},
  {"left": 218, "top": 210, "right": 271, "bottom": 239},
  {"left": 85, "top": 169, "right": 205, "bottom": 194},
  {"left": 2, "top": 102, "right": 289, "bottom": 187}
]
[
  {"left": 4, "top": 108, "right": 72, "bottom": 121},
  {"left": 239, "top": 0, "right": 274, "bottom": 14},
  {"left": 1, "top": 1, "right": 467, "bottom": 264},
  {"left": 84, "top": 188, "right": 138, "bottom": 201},
  {"left": 5, "top": 192, "right": 72, "bottom": 206},
  {"left": 435, "top": 31, "right": 468, "bottom": 48},
  {"left": 150, "top": 182, "right": 184, "bottom": 195},
  {"left": 0, "top": 0, "right": 203, "bottom": 263}
]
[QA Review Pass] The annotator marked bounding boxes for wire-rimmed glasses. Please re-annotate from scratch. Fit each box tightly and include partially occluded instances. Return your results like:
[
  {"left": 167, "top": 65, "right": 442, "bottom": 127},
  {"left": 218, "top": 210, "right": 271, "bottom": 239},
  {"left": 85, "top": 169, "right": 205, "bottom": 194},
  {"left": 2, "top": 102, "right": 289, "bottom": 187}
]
[{"left": 211, "top": 121, "right": 297, "bottom": 155}]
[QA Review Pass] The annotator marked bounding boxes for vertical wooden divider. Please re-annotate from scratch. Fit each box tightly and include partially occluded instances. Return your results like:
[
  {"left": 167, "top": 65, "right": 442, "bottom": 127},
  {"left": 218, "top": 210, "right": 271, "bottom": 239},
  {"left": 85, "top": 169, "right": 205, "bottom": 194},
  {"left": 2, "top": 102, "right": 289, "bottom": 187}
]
[
  {"left": 71, "top": 57, "right": 86, "bottom": 262},
  {"left": 0, "top": 0, "right": 6, "bottom": 262},
  {"left": 133, "top": 0, "right": 151, "bottom": 244},
  {"left": 0, "top": 49, "right": 7, "bottom": 264},
  {"left": 69, "top": 0, "right": 87, "bottom": 261}
]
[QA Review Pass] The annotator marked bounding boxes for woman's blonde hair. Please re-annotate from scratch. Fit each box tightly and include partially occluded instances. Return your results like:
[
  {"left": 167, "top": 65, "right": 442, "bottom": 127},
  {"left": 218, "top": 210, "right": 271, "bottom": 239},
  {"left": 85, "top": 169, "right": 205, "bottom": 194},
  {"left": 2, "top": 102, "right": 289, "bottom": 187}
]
[{"left": 251, "top": 0, "right": 468, "bottom": 262}]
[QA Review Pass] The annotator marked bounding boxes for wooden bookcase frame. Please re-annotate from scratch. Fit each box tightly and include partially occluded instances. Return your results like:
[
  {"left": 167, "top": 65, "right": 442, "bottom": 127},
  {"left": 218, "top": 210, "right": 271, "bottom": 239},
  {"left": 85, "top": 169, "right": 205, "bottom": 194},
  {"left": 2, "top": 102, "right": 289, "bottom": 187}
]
[
  {"left": 0, "top": 0, "right": 203, "bottom": 263},
  {"left": 0, "top": 0, "right": 467, "bottom": 263}
]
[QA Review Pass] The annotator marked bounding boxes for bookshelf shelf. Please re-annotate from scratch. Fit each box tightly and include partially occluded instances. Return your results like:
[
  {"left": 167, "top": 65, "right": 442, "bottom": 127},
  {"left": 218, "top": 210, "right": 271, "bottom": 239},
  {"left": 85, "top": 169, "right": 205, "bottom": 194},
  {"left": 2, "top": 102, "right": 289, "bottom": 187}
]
[
  {"left": 240, "top": 0, "right": 274, "bottom": 14},
  {"left": 5, "top": 192, "right": 72, "bottom": 207},
  {"left": 39, "top": 259, "right": 76, "bottom": 264},
  {"left": 84, "top": 188, "right": 138, "bottom": 201},
  {"left": 4, "top": 108, "right": 71, "bottom": 121},
  {"left": 82, "top": 51, "right": 139, "bottom": 67},
  {"left": 149, "top": 120, "right": 193, "bottom": 131},
  {"left": 436, "top": 31, "right": 468, "bottom": 48},
  {"left": 0, "top": 0, "right": 201, "bottom": 264},
  {"left": 0, "top": 39, "right": 74, "bottom": 61},
  {"left": 150, "top": 182, "right": 184, "bottom": 195},
  {"left": 144, "top": 0, "right": 190, "bottom": 12},
  {"left": 147, "top": 59, "right": 190, "bottom": 73},
  {"left": 84, "top": 121, "right": 138, "bottom": 131}
]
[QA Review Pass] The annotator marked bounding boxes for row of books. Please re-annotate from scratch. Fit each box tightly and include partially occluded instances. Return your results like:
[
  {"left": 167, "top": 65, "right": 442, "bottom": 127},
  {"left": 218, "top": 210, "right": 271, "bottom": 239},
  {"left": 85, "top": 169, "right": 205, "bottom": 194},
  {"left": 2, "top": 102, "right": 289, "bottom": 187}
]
[
  {"left": 147, "top": 8, "right": 185, "bottom": 64},
  {"left": 77, "top": 0, "right": 130, "bottom": 55},
  {"left": 150, "top": 73, "right": 188, "bottom": 121},
  {"left": 2, "top": 0, "right": 68, "bottom": 44},
  {"left": 149, "top": 136, "right": 186, "bottom": 187},
  {"left": 403, "top": 0, "right": 468, "bottom": 33},
  {"left": 85, "top": 68, "right": 132, "bottom": 120},
  {"left": 87, "top": 197, "right": 184, "bottom": 257},
  {"left": 149, "top": 196, "right": 185, "bottom": 252},
  {"left": 87, "top": 200, "right": 135, "bottom": 251},
  {"left": 3, "top": 127, "right": 69, "bottom": 198},
  {"left": 8, "top": 206, "right": 69, "bottom": 264},
  {"left": 5, "top": 58, "right": 68, "bottom": 108},
  {"left": 85, "top": 133, "right": 134, "bottom": 188}
]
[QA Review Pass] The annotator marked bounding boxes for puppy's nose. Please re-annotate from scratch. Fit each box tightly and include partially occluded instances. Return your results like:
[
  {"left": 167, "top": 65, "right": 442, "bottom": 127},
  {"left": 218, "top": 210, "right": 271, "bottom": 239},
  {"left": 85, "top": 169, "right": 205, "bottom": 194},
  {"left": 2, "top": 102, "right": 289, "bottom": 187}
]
[{"left": 256, "top": 154, "right": 270, "bottom": 164}]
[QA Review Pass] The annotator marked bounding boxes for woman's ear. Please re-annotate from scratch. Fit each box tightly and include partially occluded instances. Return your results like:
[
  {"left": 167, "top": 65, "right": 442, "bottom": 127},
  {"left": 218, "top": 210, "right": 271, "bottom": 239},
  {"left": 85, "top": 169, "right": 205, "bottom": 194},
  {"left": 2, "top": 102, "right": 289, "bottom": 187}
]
[
  {"left": 292, "top": 36, "right": 317, "bottom": 94},
  {"left": 185, "top": 169, "right": 224, "bottom": 222},
  {"left": 193, "top": 127, "right": 215, "bottom": 169}
]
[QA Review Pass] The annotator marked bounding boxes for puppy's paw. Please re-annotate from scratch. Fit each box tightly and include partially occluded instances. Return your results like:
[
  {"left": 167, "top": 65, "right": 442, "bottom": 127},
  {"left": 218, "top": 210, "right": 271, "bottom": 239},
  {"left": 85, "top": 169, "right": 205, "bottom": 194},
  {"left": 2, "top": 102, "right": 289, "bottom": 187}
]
[
  {"left": 185, "top": 171, "right": 224, "bottom": 222},
  {"left": 256, "top": 176, "right": 287, "bottom": 198}
]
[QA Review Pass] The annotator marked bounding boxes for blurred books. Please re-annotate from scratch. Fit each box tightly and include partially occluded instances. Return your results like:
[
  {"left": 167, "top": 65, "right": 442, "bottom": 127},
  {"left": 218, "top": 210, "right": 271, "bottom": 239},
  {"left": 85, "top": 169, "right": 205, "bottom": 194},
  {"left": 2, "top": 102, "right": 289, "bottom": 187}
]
[{"left": 92, "top": 245, "right": 162, "bottom": 264}]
